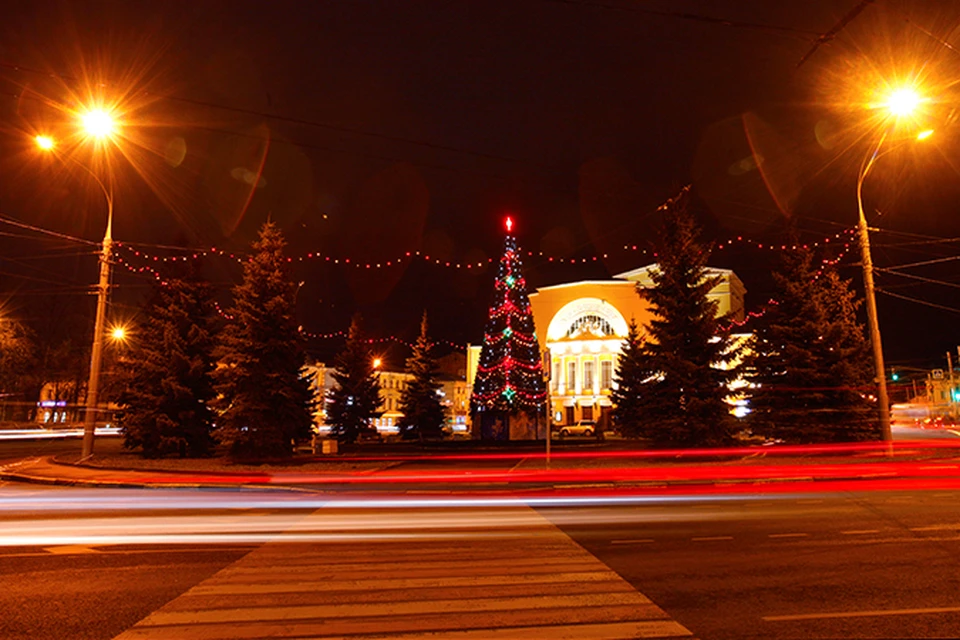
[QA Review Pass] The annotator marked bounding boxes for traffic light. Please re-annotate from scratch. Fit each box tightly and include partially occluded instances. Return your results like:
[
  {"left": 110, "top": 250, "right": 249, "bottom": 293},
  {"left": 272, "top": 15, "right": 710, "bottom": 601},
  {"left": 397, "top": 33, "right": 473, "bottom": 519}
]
[{"left": 891, "top": 370, "right": 899, "bottom": 382}]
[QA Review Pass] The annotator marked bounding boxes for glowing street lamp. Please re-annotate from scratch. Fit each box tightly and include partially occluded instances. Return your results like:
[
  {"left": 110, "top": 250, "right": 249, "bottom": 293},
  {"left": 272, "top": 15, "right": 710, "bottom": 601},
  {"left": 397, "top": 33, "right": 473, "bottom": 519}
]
[
  {"left": 80, "top": 108, "right": 117, "bottom": 140},
  {"left": 110, "top": 325, "right": 128, "bottom": 342},
  {"left": 856, "top": 83, "right": 932, "bottom": 445},
  {"left": 34, "top": 108, "right": 121, "bottom": 459}
]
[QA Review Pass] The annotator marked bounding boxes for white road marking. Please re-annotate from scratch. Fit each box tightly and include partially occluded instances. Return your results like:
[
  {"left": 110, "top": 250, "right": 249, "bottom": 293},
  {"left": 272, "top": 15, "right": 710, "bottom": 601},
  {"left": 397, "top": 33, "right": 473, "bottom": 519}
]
[
  {"left": 691, "top": 536, "right": 733, "bottom": 541},
  {"left": 840, "top": 529, "right": 880, "bottom": 535},
  {"left": 610, "top": 539, "right": 655, "bottom": 545},
  {"left": 768, "top": 533, "right": 809, "bottom": 539},
  {"left": 764, "top": 605, "right": 960, "bottom": 621}
]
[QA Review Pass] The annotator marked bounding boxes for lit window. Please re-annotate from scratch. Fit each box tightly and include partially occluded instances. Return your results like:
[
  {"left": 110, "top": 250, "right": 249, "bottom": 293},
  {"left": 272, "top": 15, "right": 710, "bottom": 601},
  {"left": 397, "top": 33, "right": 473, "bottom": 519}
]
[
  {"left": 584, "top": 361, "right": 595, "bottom": 391},
  {"left": 601, "top": 361, "right": 613, "bottom": 390}
]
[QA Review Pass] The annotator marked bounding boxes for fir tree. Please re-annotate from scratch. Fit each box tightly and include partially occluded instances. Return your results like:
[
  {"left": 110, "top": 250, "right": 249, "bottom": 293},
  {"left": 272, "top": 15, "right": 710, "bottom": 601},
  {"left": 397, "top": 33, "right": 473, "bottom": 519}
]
[
  {"left": 326, "top": 315, "right": 383, "bottom": 444},
  {"left": 631, "top": 189, "right": 741, "bottom": 446},
  {"left": 610, "top": 318, "right": 648, "bottom": 437},
  {"left": 213, "top": 222, "right": 315, "bottom": 459},
  {"left": 470, "top": 218, "right": 547, "bottom": 439},
  {"left": 397, "top": 312, "right": 446, "bottom": 441},
  {"left": 118, "top": 264, "right": 217, "bottom": 458},
  {"left": 750, "top": 246, "right": 878, "bottom": 442}
]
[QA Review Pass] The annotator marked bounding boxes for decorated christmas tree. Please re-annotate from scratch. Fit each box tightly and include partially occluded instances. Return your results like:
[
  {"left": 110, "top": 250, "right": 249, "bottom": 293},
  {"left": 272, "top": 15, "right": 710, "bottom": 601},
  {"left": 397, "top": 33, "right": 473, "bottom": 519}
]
[{"left": 470, "top": 217, "right": 547, "bottom": 440}]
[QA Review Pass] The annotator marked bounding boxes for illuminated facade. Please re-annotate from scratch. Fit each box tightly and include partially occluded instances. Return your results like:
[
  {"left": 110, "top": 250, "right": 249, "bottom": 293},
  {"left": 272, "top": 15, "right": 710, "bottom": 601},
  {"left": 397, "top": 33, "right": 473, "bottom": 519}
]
[
  {"left": 467, "top": 264, "right": 746, "bottom": 433},
  {"left": 307, "top": 362, "right": 469, "bottom": 435}
]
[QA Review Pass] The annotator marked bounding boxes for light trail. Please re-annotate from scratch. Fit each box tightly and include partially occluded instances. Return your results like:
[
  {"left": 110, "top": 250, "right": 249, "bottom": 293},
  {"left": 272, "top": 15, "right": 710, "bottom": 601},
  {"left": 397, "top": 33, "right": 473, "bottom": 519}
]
[{"left": 0, "top": 427, "right": 120, "bottom": 441}]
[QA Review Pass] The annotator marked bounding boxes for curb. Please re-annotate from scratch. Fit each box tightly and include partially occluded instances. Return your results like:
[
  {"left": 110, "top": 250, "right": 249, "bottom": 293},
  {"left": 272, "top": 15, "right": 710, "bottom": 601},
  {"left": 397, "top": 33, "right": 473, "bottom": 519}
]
[{"left": 0, "top": 469, "right": 310, "bottom": 492}]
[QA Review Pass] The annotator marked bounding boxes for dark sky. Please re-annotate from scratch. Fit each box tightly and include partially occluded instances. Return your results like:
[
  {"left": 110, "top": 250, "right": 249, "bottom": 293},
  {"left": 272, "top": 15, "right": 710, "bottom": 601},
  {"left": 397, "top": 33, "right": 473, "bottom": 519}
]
[{"left": 1, "top": 0, "right": 960, "bottom": 371}]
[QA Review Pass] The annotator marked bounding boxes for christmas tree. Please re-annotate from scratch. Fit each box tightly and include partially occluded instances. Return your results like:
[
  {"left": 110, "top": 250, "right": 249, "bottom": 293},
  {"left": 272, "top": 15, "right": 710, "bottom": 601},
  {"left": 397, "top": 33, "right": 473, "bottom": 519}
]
[
  {"left": 397, "top": 312, "right": 447, "bottom": 441},
  {"left": 470, "top": 217, "right": 547, "bottom": 439},
  {"left": 214, "top": 222, "right": 315, "bottom": 459}
]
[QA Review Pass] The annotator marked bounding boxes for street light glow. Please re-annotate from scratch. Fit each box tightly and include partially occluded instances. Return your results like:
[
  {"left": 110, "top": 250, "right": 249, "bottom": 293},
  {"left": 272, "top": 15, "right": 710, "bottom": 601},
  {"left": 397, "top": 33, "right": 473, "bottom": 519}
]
[
  {"left": 881, "top": 86, "right": 925, "bottom": 119},
  {"left": 80, "top": 109, "right": 116, "bottom": 139},
  {"left": 35, "top": 135, "right": 55, "bottom": 150},
  {"left": 110, "top": 326, "right": 127, "bottom": 341},
  {"left": 373, "top": 358, "right": 382, "bottom": 369},
  {"left": 916, "top": 129, "right": 934, "bottom": 141}
]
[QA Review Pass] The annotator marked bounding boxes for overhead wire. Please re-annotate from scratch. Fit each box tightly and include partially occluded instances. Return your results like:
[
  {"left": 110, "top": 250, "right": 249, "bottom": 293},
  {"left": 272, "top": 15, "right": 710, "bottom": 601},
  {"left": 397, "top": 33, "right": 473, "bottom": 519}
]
[
  {"left": 875, "top": 267, "right": 960, "bottom": 289},
  {"left": 877, "top": 288, "right": 960, "bottom": 314}
]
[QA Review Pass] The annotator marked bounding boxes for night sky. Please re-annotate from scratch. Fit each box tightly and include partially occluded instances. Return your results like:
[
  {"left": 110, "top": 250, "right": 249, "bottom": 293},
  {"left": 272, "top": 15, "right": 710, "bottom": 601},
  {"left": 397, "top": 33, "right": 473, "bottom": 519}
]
[{"left": 1, "top": 0, "right": 959, "bottom": 372}]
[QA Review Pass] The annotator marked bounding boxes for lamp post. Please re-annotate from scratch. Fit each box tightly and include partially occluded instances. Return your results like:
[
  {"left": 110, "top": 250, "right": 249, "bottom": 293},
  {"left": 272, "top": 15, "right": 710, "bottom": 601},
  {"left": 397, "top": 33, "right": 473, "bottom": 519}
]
[
  {"left": 35, "top": 107, "right": 118, "bottom": 459},
  {"left": 855, "top": 86, "right": 931, "bottom": 445}
]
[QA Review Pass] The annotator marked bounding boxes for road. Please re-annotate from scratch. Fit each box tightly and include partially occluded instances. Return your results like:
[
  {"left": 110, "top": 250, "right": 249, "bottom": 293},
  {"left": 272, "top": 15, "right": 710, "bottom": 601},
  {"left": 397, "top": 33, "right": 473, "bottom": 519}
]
[{"left": 3, "top": 477, "right": 960, "bottom": 639}]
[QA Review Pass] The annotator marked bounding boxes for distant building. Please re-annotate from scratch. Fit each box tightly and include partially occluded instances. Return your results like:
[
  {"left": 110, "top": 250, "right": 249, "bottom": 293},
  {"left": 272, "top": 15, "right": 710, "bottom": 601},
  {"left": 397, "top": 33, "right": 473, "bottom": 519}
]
[
  {"left": 306, "top": 359, "right": 468, "bottom": 435},
  {"left": 467, "top": 264, "right": 746, "bottom": 435}
]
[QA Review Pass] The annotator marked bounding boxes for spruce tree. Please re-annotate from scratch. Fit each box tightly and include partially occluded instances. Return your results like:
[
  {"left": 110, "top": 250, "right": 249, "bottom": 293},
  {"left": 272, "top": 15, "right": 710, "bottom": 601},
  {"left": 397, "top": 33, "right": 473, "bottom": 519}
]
[
  {"left": 397, "top": 312, "right": 447, "bottom": 441},
  {"left": 631, "top": 189, "right": 741, "bottom": 446},
  {"left": 326, "top": 315, "right": 383, "bottom": 444},
  {"left": 470, "top": 218, "right": 547, "bottom": 438},
  {"left": 214, "top": 222, "right": 315, "bottom": 459},
  {"left": 750, "top": 246, "right": 877, "bottom": 442},
  {"left": 610, "top": 318, "right": 648, "bottom": 437},
  {"left": 118, "top": 264, "right": 217, "bottom": 458}
]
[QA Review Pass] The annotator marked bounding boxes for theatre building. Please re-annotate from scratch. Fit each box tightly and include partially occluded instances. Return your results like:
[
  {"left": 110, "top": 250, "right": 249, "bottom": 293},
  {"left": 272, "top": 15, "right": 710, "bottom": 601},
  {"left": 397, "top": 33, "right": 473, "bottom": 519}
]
[{"left": 467, "top": 264, "right": 746, "bottom": 434}]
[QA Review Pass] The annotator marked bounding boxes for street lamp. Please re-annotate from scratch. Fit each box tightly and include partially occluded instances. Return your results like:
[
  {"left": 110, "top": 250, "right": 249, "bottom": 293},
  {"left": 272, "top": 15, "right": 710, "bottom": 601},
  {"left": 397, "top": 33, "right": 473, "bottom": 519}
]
[
  {"left": 35, "top": 106, "right": 118, "bottom": 459},
  {"left": 856, "top": 84, "right": 931, "bottom": 445}
]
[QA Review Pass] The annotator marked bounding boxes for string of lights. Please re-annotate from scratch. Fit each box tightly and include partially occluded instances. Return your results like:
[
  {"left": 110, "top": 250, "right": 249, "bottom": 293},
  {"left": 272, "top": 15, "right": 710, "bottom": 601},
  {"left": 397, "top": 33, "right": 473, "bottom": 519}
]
[{"left": 114, "top": 227, "right": 860, "bottom": 272}]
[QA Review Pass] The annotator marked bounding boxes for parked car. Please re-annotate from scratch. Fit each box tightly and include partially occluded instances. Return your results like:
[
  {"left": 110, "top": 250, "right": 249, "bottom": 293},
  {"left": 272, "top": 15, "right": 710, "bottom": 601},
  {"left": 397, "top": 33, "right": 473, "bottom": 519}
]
[{"left": 557, "top": 419, "right": 598, "bottom": 439}]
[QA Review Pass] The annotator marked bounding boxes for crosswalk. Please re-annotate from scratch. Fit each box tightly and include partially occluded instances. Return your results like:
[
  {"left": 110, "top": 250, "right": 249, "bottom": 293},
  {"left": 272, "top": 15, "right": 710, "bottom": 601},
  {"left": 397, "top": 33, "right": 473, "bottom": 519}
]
[{"left": 114, "top": 506, "right": 694, "bottom": 639}]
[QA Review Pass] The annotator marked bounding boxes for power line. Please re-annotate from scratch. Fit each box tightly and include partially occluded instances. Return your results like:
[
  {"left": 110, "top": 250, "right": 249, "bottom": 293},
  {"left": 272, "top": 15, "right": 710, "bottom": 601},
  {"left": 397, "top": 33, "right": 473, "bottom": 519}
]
[
  {"left": 885, "top": 255, "right": 960, "bottom": 271},
  {"left": 877, "top": 288, "right": 960, "bottom": 314},
  {"left": 876, "top": 267, "right": 960, "bottom": 289},
  {"left": 540, "top": 0, "right": 819, "bottom": 38},
  {"left": 0, "top": 213, "right": 96, "bottom": 245}
]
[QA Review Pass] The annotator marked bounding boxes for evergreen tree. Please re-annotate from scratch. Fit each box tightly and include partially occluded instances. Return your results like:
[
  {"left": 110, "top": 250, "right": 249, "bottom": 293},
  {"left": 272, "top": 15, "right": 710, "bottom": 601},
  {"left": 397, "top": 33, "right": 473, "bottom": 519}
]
[
  {"left": 326, "top": 315, "right": 383, "bottom": 444},
  {"left": 610, "top": 318, "right": 648, "bottom": 437},
  {"left": 118, "top": 265, "right": 218, "bottom": 458},
  {"left": 470, "top": 218, "right": 547, "bottom": 438},
  {"left": 750, "top": 246, "right": 878, "bottom": 442},
  {"left": 0, "top": 318, "right": 37, "bottom": 413},
  {"left": 214, "top": 222, "right": 315, "bottom": 459},
  {"left": 397, "top": 312, "right": 446, "bottom": 441},
  {"left": 630, "top": 189, "right": 741, "bottom": 446}
]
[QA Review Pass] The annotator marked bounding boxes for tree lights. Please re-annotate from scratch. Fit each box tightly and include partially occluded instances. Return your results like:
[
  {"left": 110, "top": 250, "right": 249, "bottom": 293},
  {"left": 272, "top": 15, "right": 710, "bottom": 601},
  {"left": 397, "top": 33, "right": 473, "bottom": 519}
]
[{"left": 470, "top": 218, "right": 547, "bottom": 439}]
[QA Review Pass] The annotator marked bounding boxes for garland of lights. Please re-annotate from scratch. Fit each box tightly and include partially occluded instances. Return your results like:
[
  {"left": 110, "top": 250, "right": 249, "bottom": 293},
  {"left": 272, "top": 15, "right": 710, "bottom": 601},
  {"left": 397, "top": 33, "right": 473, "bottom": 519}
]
[{"left": 114, "top": 227, "right": 856, "bottom": 271}]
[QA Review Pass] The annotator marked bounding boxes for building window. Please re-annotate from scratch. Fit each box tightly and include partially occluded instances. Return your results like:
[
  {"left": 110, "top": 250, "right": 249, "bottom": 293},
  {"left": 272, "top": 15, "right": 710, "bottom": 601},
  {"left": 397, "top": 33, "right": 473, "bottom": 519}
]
[
  {"left": 566, "top": 315, "right": 615, "bottom": 338},
  {"left": 583, "top": 360, "right": 595, "bottom": 392},
  {"left": 567, "top": 361, "right": 577, "bottom": 391},
  {"left": 601, "top": 361, "right": 613, "bottom": 390},
  {"left": 552, "top": 362, "right": 560, "bottom": 391},
  {"left": 582, "top": 405, "right": 593, "bottom": 420}
]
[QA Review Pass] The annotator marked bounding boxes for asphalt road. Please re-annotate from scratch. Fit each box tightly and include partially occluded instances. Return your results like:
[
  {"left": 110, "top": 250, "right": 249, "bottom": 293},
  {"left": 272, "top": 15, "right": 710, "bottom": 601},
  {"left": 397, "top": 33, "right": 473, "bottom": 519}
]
[
  {"left": 540, "top": 489, "right": 960, "bottom": 639},
  {"left": 3, "top": 480, "right": 960, "bottom": 639}
]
